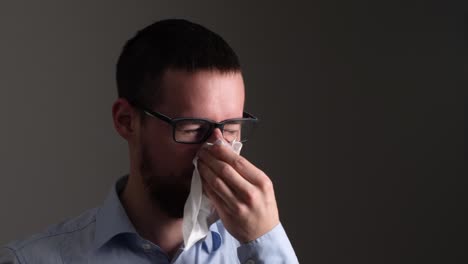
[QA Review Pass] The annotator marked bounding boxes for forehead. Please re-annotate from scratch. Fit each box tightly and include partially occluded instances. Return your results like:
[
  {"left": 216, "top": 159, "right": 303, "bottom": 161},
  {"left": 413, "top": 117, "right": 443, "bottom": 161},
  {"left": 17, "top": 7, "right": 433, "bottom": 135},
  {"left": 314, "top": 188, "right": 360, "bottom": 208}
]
[{"left": 156, "top": 69, "right": 245, "bottom": 121}]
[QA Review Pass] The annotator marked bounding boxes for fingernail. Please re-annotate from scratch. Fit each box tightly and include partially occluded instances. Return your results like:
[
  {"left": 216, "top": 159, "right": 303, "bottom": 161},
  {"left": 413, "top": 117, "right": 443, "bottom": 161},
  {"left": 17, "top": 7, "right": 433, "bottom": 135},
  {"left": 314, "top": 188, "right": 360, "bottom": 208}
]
[{"left": 202, "top": 142, "right": 213, "bottom": 149}]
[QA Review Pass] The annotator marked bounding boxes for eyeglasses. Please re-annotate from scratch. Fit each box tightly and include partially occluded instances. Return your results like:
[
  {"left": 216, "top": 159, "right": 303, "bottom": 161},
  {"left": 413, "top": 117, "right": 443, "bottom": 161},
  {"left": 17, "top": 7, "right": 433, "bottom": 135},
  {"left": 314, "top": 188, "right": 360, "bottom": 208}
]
[{"left": 134, "top": 105, "right": 259, "bottom": 144}]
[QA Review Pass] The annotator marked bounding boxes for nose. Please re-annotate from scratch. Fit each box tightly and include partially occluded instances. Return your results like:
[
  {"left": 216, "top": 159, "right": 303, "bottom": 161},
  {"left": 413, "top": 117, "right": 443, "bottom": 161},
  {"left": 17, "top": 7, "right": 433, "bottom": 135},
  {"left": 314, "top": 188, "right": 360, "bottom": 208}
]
[{"left": 206, "top": 128, "right": 224, "bottom": 144}]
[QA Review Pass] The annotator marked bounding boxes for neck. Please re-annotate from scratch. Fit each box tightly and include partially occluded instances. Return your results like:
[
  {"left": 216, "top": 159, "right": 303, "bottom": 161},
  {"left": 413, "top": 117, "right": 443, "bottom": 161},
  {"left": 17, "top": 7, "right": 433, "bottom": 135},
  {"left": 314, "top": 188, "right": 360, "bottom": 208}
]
[{"left": 121, "top": 173, "right": 184, "bottom": 259}]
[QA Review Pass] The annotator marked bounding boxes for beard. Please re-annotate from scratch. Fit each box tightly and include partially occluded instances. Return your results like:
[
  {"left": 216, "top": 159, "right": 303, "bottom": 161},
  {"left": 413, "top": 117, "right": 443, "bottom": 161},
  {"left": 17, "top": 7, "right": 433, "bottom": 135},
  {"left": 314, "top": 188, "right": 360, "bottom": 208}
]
[{"left": 139, "top": 144, "right": 193, "bottom": 219}]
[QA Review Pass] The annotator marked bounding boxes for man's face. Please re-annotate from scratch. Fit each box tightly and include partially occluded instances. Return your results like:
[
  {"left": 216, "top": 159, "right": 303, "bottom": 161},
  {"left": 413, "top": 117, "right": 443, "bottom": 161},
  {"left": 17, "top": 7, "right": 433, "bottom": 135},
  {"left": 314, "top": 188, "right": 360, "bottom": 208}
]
[{"left": 137, "top": 69, "right": 245, "bottom": 218}]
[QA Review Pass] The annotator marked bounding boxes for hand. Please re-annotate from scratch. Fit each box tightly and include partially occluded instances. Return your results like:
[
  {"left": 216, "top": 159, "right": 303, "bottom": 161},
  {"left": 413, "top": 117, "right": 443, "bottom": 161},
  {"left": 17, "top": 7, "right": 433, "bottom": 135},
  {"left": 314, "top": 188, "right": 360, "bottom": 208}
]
[{"left": 197, "top": 141, "right": 279, "bottom": 243}]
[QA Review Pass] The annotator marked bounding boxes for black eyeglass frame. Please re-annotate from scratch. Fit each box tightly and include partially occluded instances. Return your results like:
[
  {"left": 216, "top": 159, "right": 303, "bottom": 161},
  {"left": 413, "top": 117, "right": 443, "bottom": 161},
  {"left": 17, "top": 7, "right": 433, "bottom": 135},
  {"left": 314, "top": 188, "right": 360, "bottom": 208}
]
[{"left": 134, "top": 105, "right": 259, "bottom": 144}]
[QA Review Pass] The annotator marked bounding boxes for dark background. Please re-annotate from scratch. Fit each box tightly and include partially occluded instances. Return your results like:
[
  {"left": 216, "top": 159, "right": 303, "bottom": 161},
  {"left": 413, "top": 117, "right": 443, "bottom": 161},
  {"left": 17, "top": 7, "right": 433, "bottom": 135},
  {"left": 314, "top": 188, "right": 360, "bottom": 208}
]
[{"left": 0, "top": 1, "right": 466, "bottom": 263}]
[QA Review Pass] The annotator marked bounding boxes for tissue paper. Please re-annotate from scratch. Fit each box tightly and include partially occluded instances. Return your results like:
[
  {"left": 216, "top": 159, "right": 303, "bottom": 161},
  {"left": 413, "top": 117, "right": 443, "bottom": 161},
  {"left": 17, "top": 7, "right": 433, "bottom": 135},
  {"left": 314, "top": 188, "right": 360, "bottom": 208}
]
[{"left": 182, "top": 139, "right": 242, "bottom": 249}]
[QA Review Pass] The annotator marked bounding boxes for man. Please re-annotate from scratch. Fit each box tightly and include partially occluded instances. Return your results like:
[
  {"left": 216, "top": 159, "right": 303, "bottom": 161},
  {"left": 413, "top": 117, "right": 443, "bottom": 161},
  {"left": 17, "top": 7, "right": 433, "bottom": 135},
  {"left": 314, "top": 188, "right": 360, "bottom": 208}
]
[{"left": 0, "top": 19, "right": 298, "bottom": 263}]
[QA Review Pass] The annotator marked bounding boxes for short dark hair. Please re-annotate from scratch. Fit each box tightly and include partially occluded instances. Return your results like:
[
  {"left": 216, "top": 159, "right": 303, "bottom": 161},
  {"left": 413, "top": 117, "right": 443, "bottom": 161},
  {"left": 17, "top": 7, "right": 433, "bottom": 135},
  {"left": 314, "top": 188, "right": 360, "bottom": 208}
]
[{"left": 116, "top": 19, "right": 241, "bottom": 108}]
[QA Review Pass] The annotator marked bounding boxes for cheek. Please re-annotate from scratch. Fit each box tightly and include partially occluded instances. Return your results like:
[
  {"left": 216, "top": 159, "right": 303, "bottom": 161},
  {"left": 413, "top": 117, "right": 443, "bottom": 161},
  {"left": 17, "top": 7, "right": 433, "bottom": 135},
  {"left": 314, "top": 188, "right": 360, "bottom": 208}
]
[
  {"left": 144, "top": 136, "right": 199, "bottom": 172},
  {"left": 170, "top": 144, "right": 200, "bottom": 167},
  {"left": 139, "top": 122, "right": 200, "bottom": 172}
]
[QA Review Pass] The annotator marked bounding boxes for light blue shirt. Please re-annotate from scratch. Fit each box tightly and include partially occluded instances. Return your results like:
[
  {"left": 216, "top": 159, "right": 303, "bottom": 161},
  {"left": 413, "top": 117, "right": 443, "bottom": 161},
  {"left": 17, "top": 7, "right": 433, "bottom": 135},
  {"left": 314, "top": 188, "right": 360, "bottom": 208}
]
[{"left": 1, "top": 176, "right": 298, "bottom": 263}]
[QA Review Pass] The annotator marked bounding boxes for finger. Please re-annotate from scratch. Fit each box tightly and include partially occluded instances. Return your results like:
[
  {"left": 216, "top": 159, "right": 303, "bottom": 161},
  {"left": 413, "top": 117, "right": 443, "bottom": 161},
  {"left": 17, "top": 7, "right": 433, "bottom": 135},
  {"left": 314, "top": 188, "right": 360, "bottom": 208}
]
[
  {"left": 202, "top": 175, "right": 232, "bottom": 216},
  {"left": 198, "top": 160, "right": 237, "bottom": 210},
  {"left": 207, "top": 143, "right": 266, "bottom": 186},
  {"left": 198, "top": 148, "right": 254, "bottom": 199}
]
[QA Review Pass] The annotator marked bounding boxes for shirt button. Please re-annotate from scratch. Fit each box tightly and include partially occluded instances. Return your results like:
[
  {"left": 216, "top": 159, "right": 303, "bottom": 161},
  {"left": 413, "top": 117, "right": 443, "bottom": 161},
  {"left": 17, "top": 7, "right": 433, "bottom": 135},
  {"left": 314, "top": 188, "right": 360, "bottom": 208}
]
[
  {"left": 245, "top": 260, "right": 255, "bottom": 264},
  {"left": 142, "top": 243, "right": 152, "bottom": 251}
]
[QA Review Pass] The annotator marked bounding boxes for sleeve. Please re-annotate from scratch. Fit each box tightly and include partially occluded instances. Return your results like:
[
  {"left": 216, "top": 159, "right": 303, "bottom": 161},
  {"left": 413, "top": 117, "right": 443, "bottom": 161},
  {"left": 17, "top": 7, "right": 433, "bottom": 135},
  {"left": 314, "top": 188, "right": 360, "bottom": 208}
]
[
  {"left": 236, "top": 223, "right": 299, "bottom": 264},
  {"left": 0, "top": 247, "right": 21, "bottom": 264}
]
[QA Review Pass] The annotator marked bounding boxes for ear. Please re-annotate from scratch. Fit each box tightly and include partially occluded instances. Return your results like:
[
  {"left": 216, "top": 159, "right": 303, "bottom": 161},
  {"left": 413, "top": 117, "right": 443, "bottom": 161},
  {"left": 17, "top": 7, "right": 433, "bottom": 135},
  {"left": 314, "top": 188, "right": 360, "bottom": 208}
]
[{"left": 112, "top": 98, "right": 139, "bottom": 140}]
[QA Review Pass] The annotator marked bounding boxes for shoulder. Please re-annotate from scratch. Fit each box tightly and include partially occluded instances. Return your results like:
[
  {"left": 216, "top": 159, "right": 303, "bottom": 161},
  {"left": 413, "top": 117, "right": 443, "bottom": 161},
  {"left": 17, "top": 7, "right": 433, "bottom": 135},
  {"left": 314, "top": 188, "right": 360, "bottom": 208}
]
[{"left": 2, "top": 207, "right": 98, "bottom": 263}]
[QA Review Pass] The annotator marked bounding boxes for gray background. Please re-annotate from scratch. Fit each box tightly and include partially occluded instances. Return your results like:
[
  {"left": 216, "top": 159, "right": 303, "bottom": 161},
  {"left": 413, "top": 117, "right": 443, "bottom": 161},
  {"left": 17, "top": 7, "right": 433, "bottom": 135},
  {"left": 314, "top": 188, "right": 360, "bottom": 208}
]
[{"left": 0, "top": 0, "right": 466, "bottom": 263}]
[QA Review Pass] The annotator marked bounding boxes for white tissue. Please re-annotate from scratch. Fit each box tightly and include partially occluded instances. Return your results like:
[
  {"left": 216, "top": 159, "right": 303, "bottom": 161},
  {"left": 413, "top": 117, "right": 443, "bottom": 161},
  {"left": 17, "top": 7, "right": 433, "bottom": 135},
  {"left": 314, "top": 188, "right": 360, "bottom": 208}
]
[{"left": 182, "top": 139, "right": 242, "bottom": 250}]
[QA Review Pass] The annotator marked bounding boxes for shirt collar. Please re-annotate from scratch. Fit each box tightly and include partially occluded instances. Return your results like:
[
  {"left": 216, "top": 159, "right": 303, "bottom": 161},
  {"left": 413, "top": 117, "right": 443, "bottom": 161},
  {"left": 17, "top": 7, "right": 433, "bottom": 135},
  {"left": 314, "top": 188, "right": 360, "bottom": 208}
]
[
  {"left": 202, "top": 224, "right": 222, "bottom": 253},
  {"left": 93, "top": 175, "right": 137, "bottom": 250}
]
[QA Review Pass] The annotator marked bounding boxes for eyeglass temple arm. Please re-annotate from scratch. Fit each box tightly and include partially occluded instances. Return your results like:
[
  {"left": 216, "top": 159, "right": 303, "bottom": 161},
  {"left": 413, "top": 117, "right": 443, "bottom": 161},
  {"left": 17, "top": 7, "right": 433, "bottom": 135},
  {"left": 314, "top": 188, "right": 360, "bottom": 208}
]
[
  {"left": 143, "top": 109, "right": 173, "bottom": 124},
  {"left": 243, "top": 111, "right": 258, "bottom": 120}
]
